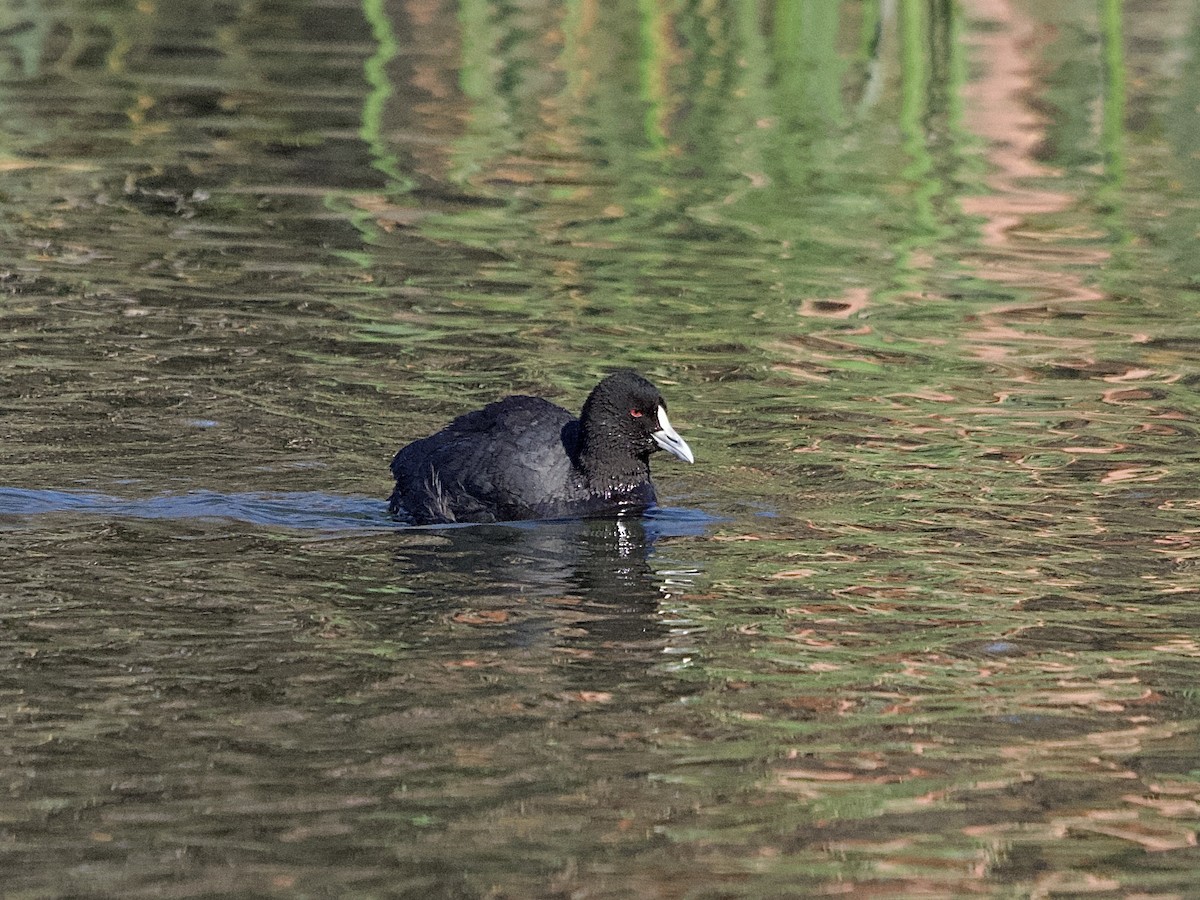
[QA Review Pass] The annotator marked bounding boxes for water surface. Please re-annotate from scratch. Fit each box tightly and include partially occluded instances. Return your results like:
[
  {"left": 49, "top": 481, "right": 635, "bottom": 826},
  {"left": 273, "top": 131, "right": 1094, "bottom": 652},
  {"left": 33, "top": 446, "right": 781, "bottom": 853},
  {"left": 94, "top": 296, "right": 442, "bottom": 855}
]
[{"left": 3, "top": 0, "right": 1200, "bottom": 896}]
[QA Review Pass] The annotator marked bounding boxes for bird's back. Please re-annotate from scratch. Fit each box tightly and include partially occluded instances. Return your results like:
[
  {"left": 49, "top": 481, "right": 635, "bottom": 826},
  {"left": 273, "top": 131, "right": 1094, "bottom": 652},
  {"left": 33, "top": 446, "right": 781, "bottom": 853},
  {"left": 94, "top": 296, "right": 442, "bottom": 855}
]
[{"left": 389, "top": 396, "right": 581, "bottom": 523}]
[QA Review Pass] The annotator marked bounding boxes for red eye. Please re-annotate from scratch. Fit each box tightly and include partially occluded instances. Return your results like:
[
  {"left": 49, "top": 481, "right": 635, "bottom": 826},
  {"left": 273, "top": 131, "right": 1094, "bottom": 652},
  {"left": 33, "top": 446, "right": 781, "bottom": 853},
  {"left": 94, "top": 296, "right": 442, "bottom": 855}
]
[{"left": 630, "top": 409, "right": 643, "bottom": 418}]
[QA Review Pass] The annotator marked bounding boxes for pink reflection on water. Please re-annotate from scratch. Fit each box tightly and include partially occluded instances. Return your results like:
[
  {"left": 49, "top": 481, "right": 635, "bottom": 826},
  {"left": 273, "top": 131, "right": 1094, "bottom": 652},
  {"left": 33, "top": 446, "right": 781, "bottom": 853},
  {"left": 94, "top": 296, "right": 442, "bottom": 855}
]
[{"left": 959, "top": 0, "right": 1109, "bottom": 325}]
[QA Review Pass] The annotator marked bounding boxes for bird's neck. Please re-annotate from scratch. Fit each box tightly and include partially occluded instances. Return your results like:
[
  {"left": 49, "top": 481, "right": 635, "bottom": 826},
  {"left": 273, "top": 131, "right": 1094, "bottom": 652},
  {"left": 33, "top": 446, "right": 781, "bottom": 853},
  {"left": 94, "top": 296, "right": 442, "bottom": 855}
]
[{"left": 578, "top": 442, "right": 650, "bottom": 489}]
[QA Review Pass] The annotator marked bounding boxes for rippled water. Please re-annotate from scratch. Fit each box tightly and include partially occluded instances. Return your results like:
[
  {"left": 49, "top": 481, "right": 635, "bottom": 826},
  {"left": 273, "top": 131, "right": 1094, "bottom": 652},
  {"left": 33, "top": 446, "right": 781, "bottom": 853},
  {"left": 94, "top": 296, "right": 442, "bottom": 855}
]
[{"left": 3, "top": 0, "right": 1200, "bottom": 896}]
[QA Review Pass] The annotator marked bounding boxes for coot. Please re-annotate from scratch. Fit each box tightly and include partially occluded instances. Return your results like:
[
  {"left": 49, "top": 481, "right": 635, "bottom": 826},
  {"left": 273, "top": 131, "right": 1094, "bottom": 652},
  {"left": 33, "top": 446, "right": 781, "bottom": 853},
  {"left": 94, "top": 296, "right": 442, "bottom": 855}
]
[{"left": 388, "top": 371, "right": 694, "bottom": 524}]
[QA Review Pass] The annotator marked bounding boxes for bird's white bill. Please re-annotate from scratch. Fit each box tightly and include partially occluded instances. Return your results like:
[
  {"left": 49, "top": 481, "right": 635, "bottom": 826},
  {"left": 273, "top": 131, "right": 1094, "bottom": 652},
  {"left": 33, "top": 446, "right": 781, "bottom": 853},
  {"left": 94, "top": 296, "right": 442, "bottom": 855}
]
[{"left": 651, "top": 405, "right": 694, "bottom": 463}]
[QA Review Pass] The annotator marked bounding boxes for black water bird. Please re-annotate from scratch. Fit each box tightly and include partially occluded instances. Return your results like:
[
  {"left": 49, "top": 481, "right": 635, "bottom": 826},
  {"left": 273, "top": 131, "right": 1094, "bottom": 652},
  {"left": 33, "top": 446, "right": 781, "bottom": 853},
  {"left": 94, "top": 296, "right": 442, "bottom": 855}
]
[{"left": 388, "top": 371, "right": 694, "bottom": 524}]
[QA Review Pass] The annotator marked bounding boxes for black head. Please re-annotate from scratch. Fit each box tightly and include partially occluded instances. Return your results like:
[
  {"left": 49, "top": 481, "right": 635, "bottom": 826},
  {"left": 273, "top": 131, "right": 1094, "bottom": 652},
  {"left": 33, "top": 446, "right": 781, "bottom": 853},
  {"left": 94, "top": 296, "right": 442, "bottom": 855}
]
[{"left": 577, "top": 371, "right": 694, "bottom": 474}]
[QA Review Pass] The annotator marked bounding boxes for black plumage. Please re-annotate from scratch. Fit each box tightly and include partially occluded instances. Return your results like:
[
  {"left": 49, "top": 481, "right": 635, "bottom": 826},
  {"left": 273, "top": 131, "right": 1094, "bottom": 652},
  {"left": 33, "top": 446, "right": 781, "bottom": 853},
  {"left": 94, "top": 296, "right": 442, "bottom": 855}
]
[{"left": 388, "top": 371, "right": 694, "bottom": 524}]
